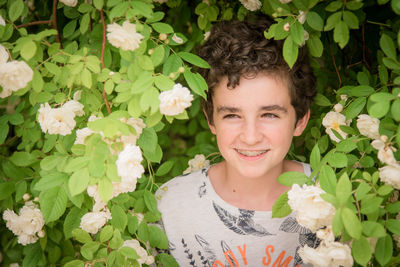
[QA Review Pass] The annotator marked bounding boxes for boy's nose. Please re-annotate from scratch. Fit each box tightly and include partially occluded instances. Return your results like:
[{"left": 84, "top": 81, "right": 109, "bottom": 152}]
[{"left": 240, "top": 120, "right": 263, "bottom": 145}]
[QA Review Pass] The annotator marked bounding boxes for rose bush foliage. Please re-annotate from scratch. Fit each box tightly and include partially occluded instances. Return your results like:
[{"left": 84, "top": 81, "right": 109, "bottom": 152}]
[{"left": 0, "top": 0, "right": 400, "bottom": 266}]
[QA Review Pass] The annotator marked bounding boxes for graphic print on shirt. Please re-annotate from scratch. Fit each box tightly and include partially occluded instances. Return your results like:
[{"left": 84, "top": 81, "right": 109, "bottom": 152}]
[
  {"left": 213, "top": 202, "right": 273, "bottom": 236},
  {"left": 195, "top": 234, "right": 217, "bottom": 267},
  {"left": 198, "top": 181, "right": 207, "bottom": 198},
  {"left": 279, "top": 216, "right": 320, "bottom": 266},
  {"left": 182, "top": 238, "right": 197, "bottom": 267}
]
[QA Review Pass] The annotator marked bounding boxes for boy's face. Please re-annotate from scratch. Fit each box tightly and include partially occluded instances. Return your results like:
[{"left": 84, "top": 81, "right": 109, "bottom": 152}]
[{"left": 208, "top": 73, "right": 309, "bottom": 179}]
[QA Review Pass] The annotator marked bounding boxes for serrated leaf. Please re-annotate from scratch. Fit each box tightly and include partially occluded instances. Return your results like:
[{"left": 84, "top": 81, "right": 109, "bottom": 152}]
[
  {"left": 40, "top": 186, "right": 68, "bottom": 223},
  {"left": 341, "top": 207, "right": 362, "bottom": 239},
  {"left": 178, "top": 52, "right": 210, "bottom": 68},
  {"left": 345, "top": 97, "right": 366, "bottom": 119},
  {"left": 110, "top": 205, "right": 127, "bottom": 231},
  {"left": 277, "top": 171, "right": 309, "bottom": 186},
  {"left": 69, "top": 168, "right": 90, "bottom": 196},
  {"left": 272, "top": 192, "right": 292, "bottom": 218}
]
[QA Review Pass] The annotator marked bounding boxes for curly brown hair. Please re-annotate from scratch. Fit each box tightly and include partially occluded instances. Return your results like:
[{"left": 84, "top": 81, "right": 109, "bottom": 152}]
[{"left": 197, "top": 19, "right": 317, "bottom": 125}]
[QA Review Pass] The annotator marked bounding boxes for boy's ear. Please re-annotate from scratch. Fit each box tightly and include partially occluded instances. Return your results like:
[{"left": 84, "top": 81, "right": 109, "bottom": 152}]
[{"left": 293, "top": 109, "right": 310, "bottom": 136}]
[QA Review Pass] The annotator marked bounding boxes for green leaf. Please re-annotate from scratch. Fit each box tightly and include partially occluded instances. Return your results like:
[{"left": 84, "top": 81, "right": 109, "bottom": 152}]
[
  {"left": 289, "top": 21, "right": 304, "bottom": 46},
  {"left": 154, "top": 75, "right": 174, "bottom": 91},
  {"left": 350, "top": 85, "right": 374, "bottom": 97},
  {"left": 277, "top": 171, "right": 309, "bottom": 186},
  {"left": 100, "top": 225, "right": 113, "bottom": 242},
  {"left": 81, "top": 241, "right": 100, "bottom": 260},
  {"left": 343, "top": 11, "right": 359, "bottom": 29},
  {"left": 307, "top": 36, "right": 323, "bottom": 57},
  {"left": 383, "top": 57, "right": 400, "bottom": 70},
  {"left": 144, "top": 190, "right": 158, "bottom": 214},
  {"left": 345, "top": 97, "right": 366, "bottom": 119},
  {"left": 34, "top": 171, "right": 68, "bottom": 191},
  {"left": 150, "top": 45, "right": 165, "bottom": 67},
  {"left": 332, "top": 208, "right": 344, "bottom": 236},
  {"left": 370, "top": 92, "right": 395, "bottom": 102},
  {"left": 362, "top": 221, "right": 386, "bottom": 238},
  {"left": 325, "top": 0, "right": 343, "bottom": 11},
  {"left": 387, "top": 219, "right": 400, "bottom": 235},
  {"left": 336, "top": 172, "right": 352, "bottom": 205},
  {"left": 98, "top": 178, "right": 113, "bottom": 203},
  {"left": 0, "top": 182, "right": 15, "bottom": 201},
  {"left": 44, "top": 62, "right": 61, "bottom": 76},
  {"left": 375, "top": 234, "right": 393, "bottom": 266},
  {"left": 111, "top": 205, "right": 127, "bottom": 231},
  {"left": 132, "top": 71, "right": 154, "bottom": 94},
  {"left": 368, "top": 101, "right": 390, "bottom": 118},
  {"left": 64, "top": 157, "right": 90, "bottom": 173},
  {"left": 148, "top": 225, "right": 169, "bottom": 249},
  {"left": 151, "top": 22, "right": 174, "bottom": 33},
  {"left": 138, "top": 127, "right": 158, "bottom": 155},
  {"left": 73, "top": 228, "right": 93, "bottom": 244},
  {"left": 355, "top": 182, "right": 372, "bottom": 200},
  {"left": 156, "top": 253, "right": 179, "bottom": 267},
  {"left": 10, "top": 151, "right": 37, "bottom": 167},
  {"left": 352, "top": 236, "right": 372, "bottom": 266},
  {"left": 40, "top": 186, "right": 68, "bottom": 223},
  {"left": 163, "top": 54, "right": 183, "bottom": 75},
  {"left": 327, "top": 152, "right": 347, "bottom": 168},
  {"left": 81, "top": 68, "right": 92, "bottom": 88},
  {"left": 314, "top": 93, "right": 332, "bottom": 106},
  {"left": 392, "top": 99, "right": 400, "bottom": 121},
  {"left": 119, "top": 246, "right": 139, "bottom": 259},
  {"left": 9, "top": 0, "right": 24, "bottom": 22},
  {"left": 64, "top": 260, "right": 84, "bottom": 267},
  {"left": 310, "top": 143, "right": 320, "bottom": 171},
  {"left": 341, "top": 207, "right": 362, "bottom": 239},
  {"left": 21, "top": 40, "right": 37, "bottom": 60},
  {"left": 140, "top": 86, "right": 159, "bottom": 113},
  {"left": 64, "top": 207, "right": 87, "bottom": 239},
  {"left": 282, "top": 36, "right": 298, "bottom": 68},
  {"left": 334, "top": 21, "right": 350, "bottom": 49},
  {"left": 178, "top": 52, "right": 210, "bottom": 68},
  {"left": 80, "top": 13, "right": 90, "bottom": 34},
  {"left": 319, "top": 165, "right": 337, "bottom": 195},
  {"left": 183, "top": 69, "right": 207, "bottom": 99},
  {"left": 272, "top": 192, "right": 292, "bottom": 218},
  {"left": 392, "top": 0, "right": 400, "bottom": 14},
  {"left": 336, "top": 138, "right": 357, "bottom": 152},
  {"left": 306, "top": 11, "right": 324, "bottom": 31},
  {"left": 0, "top": 123, "right": 9, "bottom": 145},
  {"left": 93, "top": 0, "right": 104, "bottom": 9},
  {"left": 324, "top": 12, "right": 341, "bottom": 31},
  {"left": 138, "top": 55, "right": 154, "bottom": 71},
  {"left": 360, "top": 197, "right": 382, "bottom": 214},
  {"left": 69, "top": 168, "right": 90, "bottom": 196},
  {"left": 63, "top": 20, "right": 77, "bottom": 38},
  {"left": 380, "top": 33, "right": 397, "bottom": 59},
  {"left": 32, "top": 70, "right": 44, "bottom": 92}
]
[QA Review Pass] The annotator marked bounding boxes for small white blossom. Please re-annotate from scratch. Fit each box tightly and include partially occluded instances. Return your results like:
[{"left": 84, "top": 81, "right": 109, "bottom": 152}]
[
  {"left": 107, "top": 21, "right": 144, "bottom": 51},
  {"left": 322, "top": 111, "right": 350, "bottom": 142},
  {"left": 122, "top": 239, "right": 155, "bottom": 266},
  {"left": 183, "top": 154, "right": 210, "bottom": 174},
  {"left": 298, "top": 10, "right": 306, "bottom": 24},
  {"left": 38, "top": 103, "right": 76, "bottom": 136},
  {"left": 172, "top": 33, "right": 184, "bottom": 44},
  {"left": 333, "top": 103, "right": 343, "bottom": 113},
  {"left": 239, "top": 0, "right": 262, "bottom": 11},
  {"left": 80, "top": 211, "right": 110, "bottom": 234},
  {"left": 340, "top": 94, "right": 348, "bottom": 101},
  {"left": 0, "top": 60, "right": 33, "bottom": 95},
  {"left": 357, "top": 114, "right": 380, "bottom": 140},
  {"left": 159, "top": 83, "right": 194, "bottom": 116},
  {"left": 0, "top": 44, "right": 8, "bottom": 64},
  {"left": 288, "top": 184, "right": 335, "bottom": 232},
  {"left": 371, "top": 139, "right": 397, "bottom": 166},
  {"left": 0, "top": 15, "right": 5, "bottom": 26},
  {"left": 299, "top": 241, "right": 353, "bottom": 267},
  {"left": 23, "top": 193, "right": 30, "bottom": 201},
  {"left": 116, "top": 144, "right": 145, "bottom": 182},
  {"left": 59, "top": 0, "right": 78, "bottom": 7},
  {"left": 2, "top": 201, "right": 45, "bottom": 246},
  {"left": 63, "top": 99, "right": 85, "bottom": 116},
  {"left": 379, "top": 164, "right": 400, "bottom": 189},
  {"left": 283, "top": 22, "right": 290, "bottom": 32}
]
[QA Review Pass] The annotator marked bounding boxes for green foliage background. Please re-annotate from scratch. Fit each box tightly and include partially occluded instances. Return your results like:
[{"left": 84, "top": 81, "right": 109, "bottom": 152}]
[{"left": 0, "top": 0, "right": 400, "bottom": 266}]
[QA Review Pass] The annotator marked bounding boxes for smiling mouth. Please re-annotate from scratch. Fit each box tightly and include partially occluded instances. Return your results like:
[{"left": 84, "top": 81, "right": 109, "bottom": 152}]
[{"left": 235, "top": 149, "right": 269, "bottom": 157}]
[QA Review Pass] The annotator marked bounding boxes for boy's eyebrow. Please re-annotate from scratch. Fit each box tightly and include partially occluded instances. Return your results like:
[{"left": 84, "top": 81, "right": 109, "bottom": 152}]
[{"left": 216, "top": 105, "right": 288, "bottom": 113}]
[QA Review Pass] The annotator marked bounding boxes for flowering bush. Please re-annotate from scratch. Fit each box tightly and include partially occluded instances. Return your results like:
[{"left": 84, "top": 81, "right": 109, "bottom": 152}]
[{"left": 0, "top": 0, "right": 399, "bottom": 267}]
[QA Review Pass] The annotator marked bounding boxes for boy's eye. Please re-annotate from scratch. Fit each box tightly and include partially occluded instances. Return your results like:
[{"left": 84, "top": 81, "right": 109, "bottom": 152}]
[
  {"left": 223, "top": 114, "right": 239, "bottom": 119},
  {"left": 262, "top": 113, "right": 279, "bottom": 118}
]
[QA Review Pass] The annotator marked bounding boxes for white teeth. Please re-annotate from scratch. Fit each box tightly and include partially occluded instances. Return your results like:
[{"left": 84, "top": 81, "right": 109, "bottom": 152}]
[{"left": 236, "top": 149, "right": 267, "bottom": 156}]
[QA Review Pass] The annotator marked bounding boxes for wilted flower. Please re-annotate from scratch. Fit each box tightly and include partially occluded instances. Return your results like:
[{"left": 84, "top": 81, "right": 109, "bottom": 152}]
[
  {"left": 159, "top": 83, "right": 193, "bottom": 116},
  {"left": 122, "top": 239, "right": 155, "bottom": 266},
  {"left": 371, "top": 139, "right": 397, "bottom": 166},
  {"left": 38, "top": 103, "right": 77, "bottom": 136},
  {"left": 357, "top": 114, "right": 380, "bottom": 140},
  {"left": 322, "top": 111, "right": 350, "bottom": 142},
  {"left": 80, "top": 211, "right": 110, "bottom": 234},
  {"left": 299, "top": 241, "right": 353, "bottom": 267},
  {"left": 0, "top": 60, "right": 33, "bottom": 96},
  {"left": 73, "top": 90, "right": 82, "bottom": 101},
  {"left": 74, "top": 127, "right": 94, "bottom": 145},
  {"left": 59, "top": 0, "right": 78, "bottom": 7},
  {"left": 0, "top": 15, "right": 5, "bottom": 26},
  {"left": 298, "top": 10, "right": 306, "bottom": 24},
  {"left": 239, "top": 0, "right": 262, "bottom": 11},
  {"left": 63, "top": 99, "right": 85, "bottom": 116},
  {"left": 283, "top": 22, "right": 290, "bottom": 32},
  {"left": 183, "top": 154, "right": 210, "bottom": 174},
  {"left": 107, "top": 21, "right": 144, "bottom": 51},
  {"left": 0, "top": 44, "right": 8, "bottom": 64},
  {"left": 172, "top": 33, "right": 183, "bottom": 44},
  {"left": 288, "top": 184, "right": 335, "bottom": 232},
  {"left": 379, "top": 164, "right": 400, "bottom": 189},
  {"left": 116, "top": 144, "right": 145, "bottom": 181},
  {"left": 3, "top": 201, "right": 45, "bottom": 245}
]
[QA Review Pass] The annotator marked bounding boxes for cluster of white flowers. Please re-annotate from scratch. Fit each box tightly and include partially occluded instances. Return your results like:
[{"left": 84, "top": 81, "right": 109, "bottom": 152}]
[
  {"left": 0, "top": 44, "right": 33, "bottom": 98},
  {"left": 183, "top": 154, "right": 210, "bottom": 174},
  {"left": 59, "top": 0, "right": 78, "bottom": 7},
  {"left": 80, "top": 210, "right": 111, "bottom": 234},
  {"left": 159, "top": 83, "right": 194, "bottom": 116},
  {"left": 38, "top": 99, "right": 84, "bottom": 136},
  {"left": 107, "top": 21, "right": 144, "bottom": 51},
  {"left": 288, "top": 184, "right": 336, "bottom": 232},
  {"left": 122, "top": 239, "right": 155, "bottom": 266},
  {"left": 2, "top": 201, "right": 45, "bottom": 245},
  {"left": 322, "top": 111, "right": 351, "bottom": 142},
  {"left": 239, "top": 0, "right": 262, "bottom": 11}
]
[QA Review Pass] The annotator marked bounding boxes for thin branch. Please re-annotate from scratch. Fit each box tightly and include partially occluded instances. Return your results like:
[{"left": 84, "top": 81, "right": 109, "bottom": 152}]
[
  {"left": 52, "top": 0, "right": 62, "bottom": 48},
  {"left": 99, "top": 9, "right": 111, "bottom": 114},
  {"left": 16, "top": 20, "right": 51, "bottom": 28},
  {"left": 330, "top": 44, "right": 342, "bottom": 88}
]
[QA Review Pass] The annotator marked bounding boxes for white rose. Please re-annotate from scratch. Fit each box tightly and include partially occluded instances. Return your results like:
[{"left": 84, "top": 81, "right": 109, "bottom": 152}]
[
  {"left": 80, "top": 211, "right": 109, "bottom": 234},
  {"left": 379, "top": 164, "right": 400, "bottom": 189},
  {"left": 74, "top": 127, "right": 94, "bottom": 145},
  {"left": 0, "top": 15, "right": 5, "bottom": 26},
  {"left": 159, "top": 83, "right": 194, "bottom": 116},
  {"left": 63, "top": 99, "right": 85, "bottom": 116},
  {"left": 112, "top": 180, "right": 137, "bottom": 196},
  {"left": 288, "top": 184, "right": 335, "bottom": 232},
  {"left": 106, "top": 21, "right": 144, "bottom": 51},
  {"left": 59, "top": 0, "right": 78, "bottom": 7},
  {"left": 116, "top": 144, "right": 145, "bottom": 181},
  {"left": 299, "top": 241, "right": 353, "bottom": 267},
  {"left": 0, "top": 44, "right": 8, "bottom": 64},
  {"left": 371, "top": 140, "right": 397, "bottom": 166},
  {"left": 322, "top": 111, "right": 349, "bottom": 142},
  {"left": 17, "top": 233, "right": 38, "bottom": 246},
  {"left": 357, "top": 114, "right": 380, "bottom": 140},
  {"left": 119, "top": 117, "right": 146, "bottom": 145},
  {"left": 38, "top": 103, "right": 76, "bottom": 135},
  {"left": 0, "top": 60, "right": 33, "bottom": 92},
  {"left": 187, "top": 154, "right": 210, "bottom": 173},
  {"left": 239, "top": 0, "right": 262, "bottom": 11},
  {"left": 122, "top": 239, "right": 155, "bottom": 265},
  {"left": 298, "top": 10, "right": 306, "bottom": 24}
]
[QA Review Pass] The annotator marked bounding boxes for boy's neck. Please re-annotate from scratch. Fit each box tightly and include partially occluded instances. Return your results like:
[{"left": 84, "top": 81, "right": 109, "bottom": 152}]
[{"left": 209, "top": 160, "right": 302, "bottom": 211}]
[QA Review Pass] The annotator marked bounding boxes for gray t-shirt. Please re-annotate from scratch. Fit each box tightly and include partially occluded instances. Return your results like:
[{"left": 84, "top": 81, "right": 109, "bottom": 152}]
[{"left": 156, "top": 163, "right": 318, "bottom": 267}]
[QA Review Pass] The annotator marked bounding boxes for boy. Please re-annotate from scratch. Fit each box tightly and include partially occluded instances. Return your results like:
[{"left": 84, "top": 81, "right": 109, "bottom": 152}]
[{"left": 156, "top": 19, "right": 318, "bottom": 267}]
